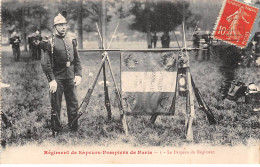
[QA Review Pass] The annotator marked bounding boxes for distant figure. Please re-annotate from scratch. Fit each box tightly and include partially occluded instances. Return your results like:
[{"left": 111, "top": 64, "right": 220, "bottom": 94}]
[
  {"left": 152, "top": 34, "right": 158, "bottom": 48},
  {"left": 219, "top": 45, "right": 241, "bottom": 99},
  {"left": 40, "top": 35, "right": 50, "bottom": 52},
  {"left": 241, "top": 41, "right": 254, "bottom": 67},
  {"left": 161, "top": 32, "right": 170, "bottom": 48},
  {"left": 253, "top": 32, "right": 260, "bottom": 66},
  {"left": 9, "top": 31, "right": 21, "bottom": 61},
  {"left": 207, "top": 33, "right": 213, "bottom": 60},
  {"left": 201, "top": 33, "right": 211, "bottom": 61},
  {"left": 192, "top": 30, "right": 200, "bottom": 60},
  {"left": 32, "top": 30, "right": 42, "bottom": 60}
]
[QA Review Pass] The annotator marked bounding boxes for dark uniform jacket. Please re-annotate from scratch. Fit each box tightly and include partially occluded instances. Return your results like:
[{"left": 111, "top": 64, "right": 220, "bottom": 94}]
[
  {"left": 192, "top": 34, "right": 200, "bottom": 48},
  {"left": 41, "top": 33, "right": 82, "bottom": 82},
  {"left": 219, "top": 45, "right": 241, "bottom": 68},
  {"left": 33, "top": 35, "right": 42, "bottom": 47},
  {"left": 9, "top": 36, "right": 21, "bottom": 48},
  {"left": 255, "top": 42, "right": 260, "bottom": 55}
]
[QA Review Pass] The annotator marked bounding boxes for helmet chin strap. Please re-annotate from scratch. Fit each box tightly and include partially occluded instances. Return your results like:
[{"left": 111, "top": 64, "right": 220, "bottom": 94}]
[{"left": 54, "top": 26, "right": 66, "bottom": 37}]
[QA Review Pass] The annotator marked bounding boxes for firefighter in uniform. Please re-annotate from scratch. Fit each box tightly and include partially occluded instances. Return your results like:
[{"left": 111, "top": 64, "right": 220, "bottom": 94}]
[
  {"left": 33, "top": 30, "right": 42, "bottom": 60},
  {"left": 152, "top": 34, "right": 158, "bottom": 48},
  {"left": 192, "top": 29, "right": 200, "bottom": 60},
  {"left": 219, "top": 44, "right": 241, "bottom": 99},
  {"left": 161, "top": 32, "right": 170, "bottom": 48},
  {"left": 9, "top": 31, "right": 21, "bottom": 61},
  {"left": 254, "top": 32, "right": 260, "bottom": 66},
  {"left": 41, "top": 13, "right": 82, "bottom": 132},
  {"left": 201, "top": 33, "right": 212, "bottom": 61},
  {"left": 241, "top": 41, "right": 254, "bottom": 67}
]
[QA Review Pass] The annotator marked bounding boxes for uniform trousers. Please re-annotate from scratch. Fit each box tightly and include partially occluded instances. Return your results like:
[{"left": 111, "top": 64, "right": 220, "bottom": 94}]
[
  {"left": 50, "top": 78, "right": 78, "bottom": 131},
  {"left": 219, "top": 66, "right": 235, "bottom": 99},
  {"left": 12, "top": 46, "right": 20, "bottom": 61}
]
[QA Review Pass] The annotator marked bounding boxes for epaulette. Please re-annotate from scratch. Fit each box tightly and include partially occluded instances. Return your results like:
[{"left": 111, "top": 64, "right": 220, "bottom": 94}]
[{"left": 72, "top": 38, "right": 77, "bottom": 47}]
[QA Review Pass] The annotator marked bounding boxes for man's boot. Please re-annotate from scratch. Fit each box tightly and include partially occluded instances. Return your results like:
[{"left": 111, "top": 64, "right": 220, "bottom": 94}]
[{"left": 220, "top": 80, "right": 231, "bottom": 100}]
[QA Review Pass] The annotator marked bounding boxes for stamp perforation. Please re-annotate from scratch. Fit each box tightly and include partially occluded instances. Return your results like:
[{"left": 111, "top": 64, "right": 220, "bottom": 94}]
[{"left": 212, "top": 0, "right": 259, "bottom": 48}]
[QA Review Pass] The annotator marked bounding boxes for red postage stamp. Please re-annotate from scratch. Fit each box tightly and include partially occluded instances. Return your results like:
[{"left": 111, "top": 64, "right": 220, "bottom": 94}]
[{"left": 213, "top": 0, "right": 259, "bottom": 48}]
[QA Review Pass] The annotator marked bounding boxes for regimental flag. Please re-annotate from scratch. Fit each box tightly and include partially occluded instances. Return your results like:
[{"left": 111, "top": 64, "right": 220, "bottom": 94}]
[{"left": 121, "top": 52, "right": 178, "bottom": 114}]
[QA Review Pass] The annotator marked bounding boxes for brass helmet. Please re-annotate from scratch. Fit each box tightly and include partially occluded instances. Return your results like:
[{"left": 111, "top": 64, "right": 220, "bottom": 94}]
[
  {"left": 11, "top": 31, "right": 17, "bottom": 37},
  {"left": 35, "top": 30, "right": 40, "bottom": 36},
  {"left": 53, "top": 13, "right": 67, "bottom": 25}
]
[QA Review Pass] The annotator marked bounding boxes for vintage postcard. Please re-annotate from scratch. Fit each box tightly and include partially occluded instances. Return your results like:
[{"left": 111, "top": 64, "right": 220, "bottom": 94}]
[{"left": 1, "top": 0, "right": 259, "bottom": 164}]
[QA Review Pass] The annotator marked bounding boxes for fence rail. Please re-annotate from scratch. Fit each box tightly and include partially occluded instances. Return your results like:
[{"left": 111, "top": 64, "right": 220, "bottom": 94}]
[{"left": 78, "top": 48, "right": 200, "bottom": 52}]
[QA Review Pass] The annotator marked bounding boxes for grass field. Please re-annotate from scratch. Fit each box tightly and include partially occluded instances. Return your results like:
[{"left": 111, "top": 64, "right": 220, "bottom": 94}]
[{"left": 1, "top": 47, "right": 259, "bottom": 147}]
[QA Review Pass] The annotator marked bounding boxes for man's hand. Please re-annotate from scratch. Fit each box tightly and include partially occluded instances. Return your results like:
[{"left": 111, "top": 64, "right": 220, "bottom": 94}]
[
  {"left": 74, "top": 76, "right": 82, "bottom": 86},
  {"left": 49, "top": 80, "right": 57, "bottom": 93}
]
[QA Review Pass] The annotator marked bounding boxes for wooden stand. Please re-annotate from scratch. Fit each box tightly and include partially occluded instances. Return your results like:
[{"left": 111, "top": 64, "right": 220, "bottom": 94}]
[
  {"left": 72, "top": 18, "right": 216, "bottom": 140},
  {"left": 71, "top": 48, "right": 216, "bottom": 141},
  {"left": 69, "top": 51, "right": 129, "bottom": 135}
]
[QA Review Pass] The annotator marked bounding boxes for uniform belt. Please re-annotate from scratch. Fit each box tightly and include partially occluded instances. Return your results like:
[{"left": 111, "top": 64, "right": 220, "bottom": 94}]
[{"left": 55, "top": 61, "right": 74, "bottom": 69}]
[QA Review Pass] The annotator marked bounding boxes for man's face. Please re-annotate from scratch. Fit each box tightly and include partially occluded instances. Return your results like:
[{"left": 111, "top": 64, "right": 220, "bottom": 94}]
[{"left": 55, "top": 23, "right": 67, "bottom": 34}]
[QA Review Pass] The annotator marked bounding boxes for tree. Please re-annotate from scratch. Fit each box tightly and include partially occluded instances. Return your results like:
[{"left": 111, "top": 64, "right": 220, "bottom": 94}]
[
  {"left": 2, "top": 0, "right": 114, "bottom": 50},
  {"left": 188, "top": 0, "right": 221, "bottom": 31},
  {"left": 78, "top": 0, "right": 83, "bottom": 49},
  {"left": 129, "top": 0, "right": 193, "bottom": 48},
  {"left": 2, "top": 0, "right": 50, "bottom": 51},
  {"left": 57, "top": 0, "right": 112, "bottom": 49}
]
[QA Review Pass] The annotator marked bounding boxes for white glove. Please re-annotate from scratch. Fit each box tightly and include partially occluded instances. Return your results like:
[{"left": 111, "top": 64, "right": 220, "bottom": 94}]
[
  {"left": 74, "top": 76, "right": 82, "bottom": 86},
  {"left": 49, "top": 80, "right": 57, "bottom": 93}
]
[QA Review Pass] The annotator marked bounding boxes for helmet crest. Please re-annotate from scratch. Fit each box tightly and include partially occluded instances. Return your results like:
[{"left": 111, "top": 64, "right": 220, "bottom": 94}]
[{"left": 54, "top": 13, "right": 67, "bottom": 25}]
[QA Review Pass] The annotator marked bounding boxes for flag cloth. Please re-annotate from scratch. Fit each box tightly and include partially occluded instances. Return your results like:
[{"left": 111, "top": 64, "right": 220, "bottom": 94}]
[{"left": 121, "top": 52, "right": 178, "bottom": 114}]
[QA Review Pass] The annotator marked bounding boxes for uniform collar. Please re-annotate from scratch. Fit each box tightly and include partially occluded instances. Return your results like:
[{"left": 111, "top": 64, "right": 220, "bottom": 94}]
[
  {"left": 55, "top": 33, "right": 66, "bottom": 38},
  {"left": 54, "top": 28, "right": 67, "bottom": 38}
]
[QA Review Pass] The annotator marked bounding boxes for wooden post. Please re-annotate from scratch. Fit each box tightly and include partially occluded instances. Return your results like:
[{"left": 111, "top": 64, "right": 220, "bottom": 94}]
[
  {"left": 22, "top": 0, "right": 27, "bottom": 51},
  {"left": 145, "top": 0, "right": 152, "bottom": 49},
  {"left": 186, "top": 68, "right": 195, "bottom": 141}
]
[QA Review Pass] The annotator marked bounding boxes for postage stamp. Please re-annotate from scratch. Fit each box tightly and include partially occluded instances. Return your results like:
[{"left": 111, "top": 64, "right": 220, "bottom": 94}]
[{"left": 213, "top": 0, "right": 259, "bottom": 48}]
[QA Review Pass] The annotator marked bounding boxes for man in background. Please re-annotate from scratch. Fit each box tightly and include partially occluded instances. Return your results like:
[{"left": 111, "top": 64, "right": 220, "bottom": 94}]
[
  {"left": 9, "top": 31, "right": 21, "bottom": 61},
  {"left": 33, "top": 30, "right": 42, "bottom": 60},
  {"left": 219, "top": 45, "right": 241, "bottom": 100},
  {"left": 152, "top": 33, "right": 158, "bottom": 48},
  {"left": 161, "top": 32, "right": 170, "bottom": 48},
  {"left": 192, "top": 29, "right": 200, "bottom": 60}
]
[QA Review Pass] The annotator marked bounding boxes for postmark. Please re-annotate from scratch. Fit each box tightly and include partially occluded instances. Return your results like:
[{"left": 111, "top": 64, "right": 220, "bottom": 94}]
[{"left": 213, "top": 0, "right": 259, "bottom": 48}]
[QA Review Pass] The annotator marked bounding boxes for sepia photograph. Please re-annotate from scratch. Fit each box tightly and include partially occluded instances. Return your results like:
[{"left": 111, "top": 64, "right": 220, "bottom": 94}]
[{"left": 0, "top": 0, "right": 259, "bottom": 164}]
